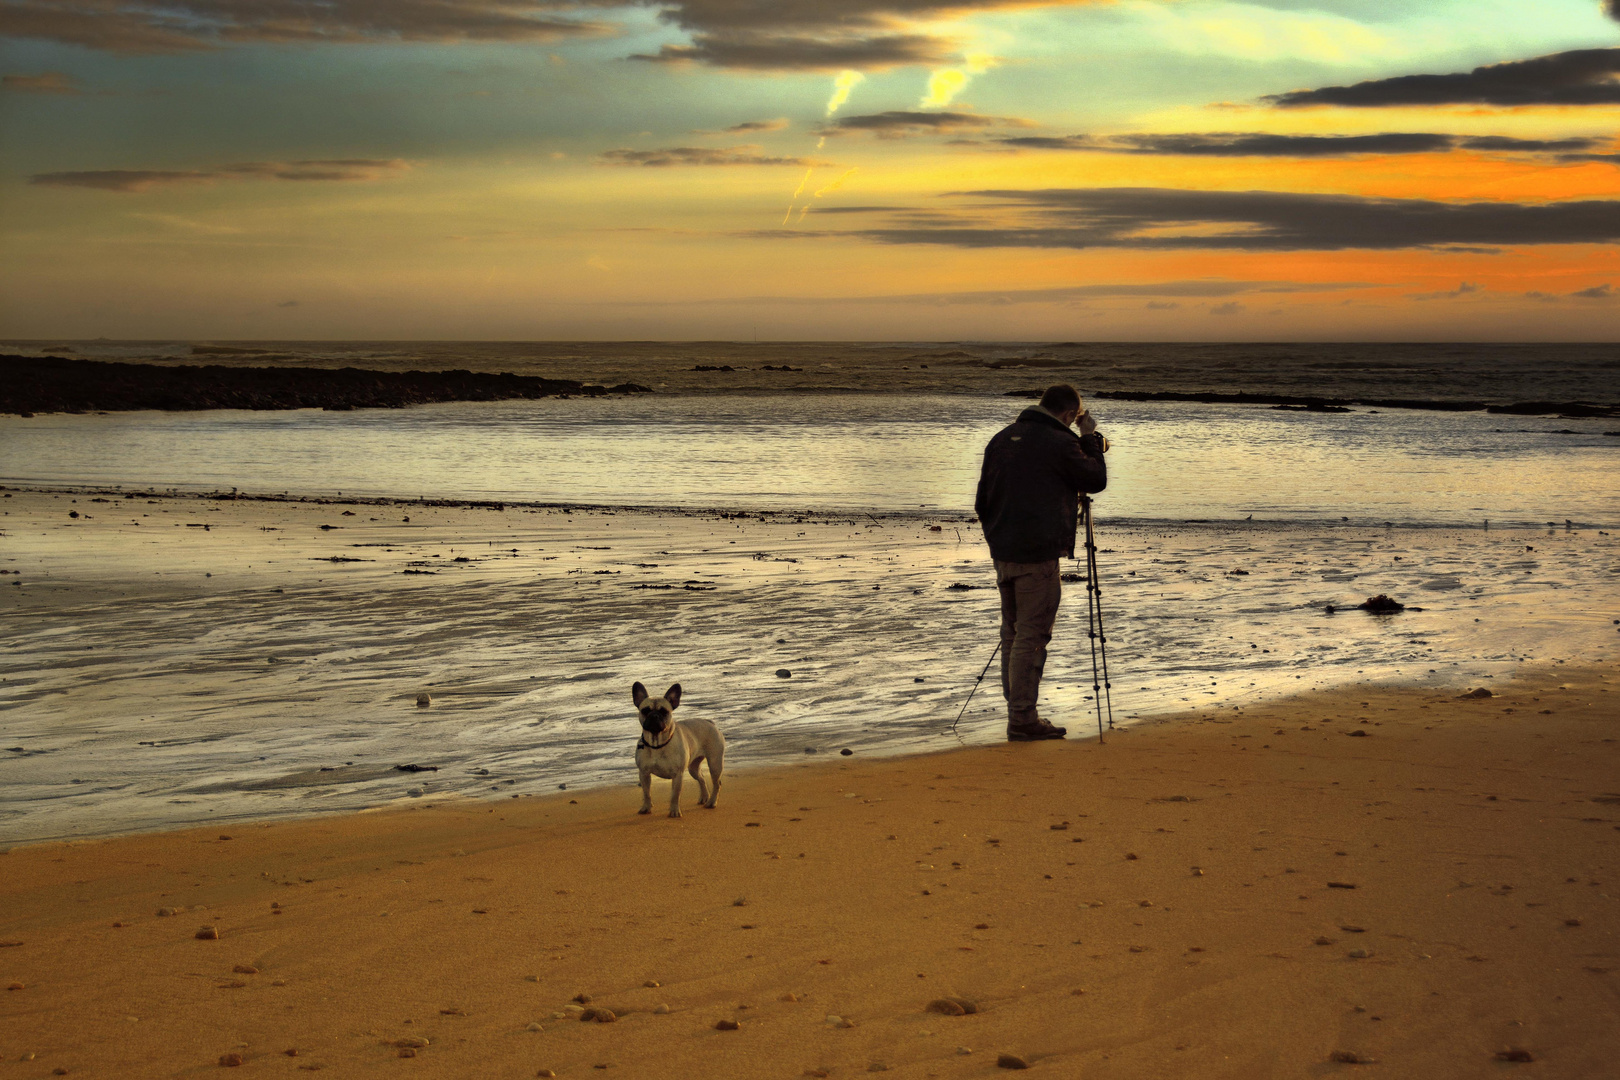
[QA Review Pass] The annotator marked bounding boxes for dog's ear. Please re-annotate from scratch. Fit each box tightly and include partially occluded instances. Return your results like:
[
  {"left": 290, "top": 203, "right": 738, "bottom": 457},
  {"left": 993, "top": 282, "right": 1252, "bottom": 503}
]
[
  {"left": 632, "top": 681, "right": 648, "bottom": 707},
  {"left": 664, "top": 683, "right": 682, "bottom": 710}
]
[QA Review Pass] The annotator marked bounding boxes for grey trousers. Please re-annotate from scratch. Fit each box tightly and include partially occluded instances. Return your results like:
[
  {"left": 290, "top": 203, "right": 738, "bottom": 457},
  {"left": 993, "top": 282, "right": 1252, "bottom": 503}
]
[{"left": 994, "top": 559, "right": 1061, "bottom": 729}]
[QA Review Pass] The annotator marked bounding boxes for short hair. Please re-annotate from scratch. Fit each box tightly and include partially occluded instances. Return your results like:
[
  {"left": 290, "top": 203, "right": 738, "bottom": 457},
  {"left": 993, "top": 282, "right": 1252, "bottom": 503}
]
[{"left": 1039, "top": 383, "right": 1081, "bottom": 414}]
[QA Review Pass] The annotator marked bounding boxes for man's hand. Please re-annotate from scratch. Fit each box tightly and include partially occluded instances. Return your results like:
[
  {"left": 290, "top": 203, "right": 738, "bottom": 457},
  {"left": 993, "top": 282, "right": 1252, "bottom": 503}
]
[{"left": 1081, "top": 430, "right": 1110, "bottom": 455}]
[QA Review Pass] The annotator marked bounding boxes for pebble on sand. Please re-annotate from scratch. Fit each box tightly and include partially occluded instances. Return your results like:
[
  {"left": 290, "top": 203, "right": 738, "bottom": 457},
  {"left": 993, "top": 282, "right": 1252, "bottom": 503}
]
[
  {"left": 715, "top": 1019, "right": 741, "bottom": 1030},
  {"left": 1459, "top": 687, "right": 1494, "bottom": 699},
  {"left": 526, "top": 1023, "right": 543, "bottom": 1032},
  {"left": 219, "top": 1053, "right": 244, "bottom": 1067},
  {"left": 1329, "top": 1051, "right": 1375, "bottom": 1064},
  {"left": 1348, "top": 949, "right": 1372, "bottom": 959},
  {"left": 416, "top": 693, "right": 431, "bottom": 708},
  {"left": 233, "top": 965, "right": 258, "bottom": 975},
  {"left": 653, "top": 1004, "right": 671, "bottom": 1014},
  {"left": 776, "top": 669, "right": 792, "bottom": 678},
  {"left": 6, "top": 982, "right": 23, "bottom": 991},
  {"left": 996, "top": 1053, "right": 1030, "bottom": 1070},
  {"left": 398, "top": 1049, "right": 417, "bottom": 1058},
  {"left": 394, "top": 1037, "right": 429, "bottom": 1049},
  {"left": 1496, "top": 1048, "right": 1535, "bottom": 1063},
  {"left": 926, "top": 999, "right": 967, "bottom": 1016},
  {"left": 196, "top": 927, "right": 220, "bottom": 940},
  {"left": 580, "top": 1007, "right": 617, "bottom": 1023}
]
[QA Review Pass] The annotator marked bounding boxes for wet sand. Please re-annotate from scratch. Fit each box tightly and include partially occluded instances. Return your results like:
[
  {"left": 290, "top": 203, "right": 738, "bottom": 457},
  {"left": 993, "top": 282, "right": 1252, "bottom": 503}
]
[
  {"left": 4, "top": 486, "right": 1618, "bottom": 843},
  {"left": 2, "top": 665, "right": 1616, "bottom": 1078}
]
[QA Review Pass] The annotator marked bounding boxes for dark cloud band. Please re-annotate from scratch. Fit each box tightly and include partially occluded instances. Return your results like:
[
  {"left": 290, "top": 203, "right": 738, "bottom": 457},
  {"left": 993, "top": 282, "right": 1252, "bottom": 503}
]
[
  {"left": 829, "top": 187, "right": 1620, "bottom": 251},
  {"left": 0, "top": 0, "right": 608, "bottom": 53},
  {"left": 30, "top": 159, "right": 410, "bottom": 191},
  {"left": 1266, "top": 48, "right": 1620, "bottom": 108},
  {"left": 822, "top": 110, "right": 1033, "bottom": 137},
  {"left": 598, "top": 146, "right": 817, "bottom": 166},
  {"left": 995, "top": 131, "right": 1603, "bottom": 157}
]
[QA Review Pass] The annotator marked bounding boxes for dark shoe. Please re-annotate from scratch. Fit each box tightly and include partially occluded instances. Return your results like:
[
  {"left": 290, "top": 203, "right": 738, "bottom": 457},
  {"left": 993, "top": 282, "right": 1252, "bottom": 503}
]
[{"left": 1007, "top": 722, "right": 1067, "bottom": 741}]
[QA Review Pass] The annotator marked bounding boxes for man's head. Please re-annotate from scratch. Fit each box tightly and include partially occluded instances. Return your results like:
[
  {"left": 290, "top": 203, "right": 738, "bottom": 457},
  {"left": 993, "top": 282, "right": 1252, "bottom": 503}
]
[{"left": 1039, "top": 384, "right": 1083, "bottom": 428}]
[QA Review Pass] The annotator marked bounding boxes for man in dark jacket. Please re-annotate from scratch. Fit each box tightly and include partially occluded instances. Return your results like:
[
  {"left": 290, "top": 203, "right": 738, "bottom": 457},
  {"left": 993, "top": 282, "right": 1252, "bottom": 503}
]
[{"left": 974, "top": 384, "right": 1108, "bottom": 740}]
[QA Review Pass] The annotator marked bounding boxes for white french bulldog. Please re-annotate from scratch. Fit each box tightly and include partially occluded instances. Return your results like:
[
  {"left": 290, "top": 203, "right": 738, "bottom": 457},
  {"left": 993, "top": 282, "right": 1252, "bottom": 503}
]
[{"left": 632, "top": 681, "right": 725, "bottom": 818}]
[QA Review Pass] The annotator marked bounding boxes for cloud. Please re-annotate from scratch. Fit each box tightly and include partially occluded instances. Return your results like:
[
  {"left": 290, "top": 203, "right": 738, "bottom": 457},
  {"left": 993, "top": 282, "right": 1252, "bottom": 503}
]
[
  {"left": 625, "top": 0, "right": 1073, "bottom": 71},
  {"left": 1266, "top": 48, "right": 1620, "bottom": 108},
  {"left": 2, "top": 70, "right": 81, "bottom": 93},
  {"left": 29, "top": 158, "right": 410, "bottom": 191},
  {"left": 1209, "top": 302, "right": 1245, "bottom": 315},
  {"left": 995, "top": 131, "right": 1605, "bottom": 158},
  {"left": 724, "top": 118, "right": 790, "bottom": 133},
  {"left": 618, "top": 278, "right": 1376, "bottom": 305},
  {"left": 1571, "top": 283, "right": 1615, "bottom": 298},
  {"left": 825, "top": 69, "right": 864, "bottom": 115},
  {"left": 628, "top": 32, "right": 947, "bottom": 70},
  {"left": 920, "top": 50, "right": 995, "bottom": 108},
  {"left": 597, "top": 145, "right": 819, "bottom": 166},
  {"left": 1407, "top": 281, "right": 1483, "bottom": 300},
  {"left": 830, "top": 187, "right": 1620, "bottom": 251},
  {"left": 0, "top": 0, "right": 609, "bottom": 54},
  {"left": 823, "top": 109, "right": 1033, "bottom": 138}
]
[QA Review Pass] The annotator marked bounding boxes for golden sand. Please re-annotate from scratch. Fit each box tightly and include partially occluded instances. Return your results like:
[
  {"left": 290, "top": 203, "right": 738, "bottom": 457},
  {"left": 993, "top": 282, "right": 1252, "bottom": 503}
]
[{"left": 2, "top": 666, "right": 1616, "bottom": 1078}]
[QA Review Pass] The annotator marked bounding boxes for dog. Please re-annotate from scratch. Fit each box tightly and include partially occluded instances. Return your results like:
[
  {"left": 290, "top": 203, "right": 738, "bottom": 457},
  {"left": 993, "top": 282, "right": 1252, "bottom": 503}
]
[{"left": 632, "top": 681, "right": 724, "bottom": 818}]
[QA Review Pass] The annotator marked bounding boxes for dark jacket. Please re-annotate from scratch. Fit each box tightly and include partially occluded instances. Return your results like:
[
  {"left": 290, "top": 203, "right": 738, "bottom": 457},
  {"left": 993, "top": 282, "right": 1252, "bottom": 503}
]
[{"left": 975, "top": 407, "right": 1107, "bottom": 563}]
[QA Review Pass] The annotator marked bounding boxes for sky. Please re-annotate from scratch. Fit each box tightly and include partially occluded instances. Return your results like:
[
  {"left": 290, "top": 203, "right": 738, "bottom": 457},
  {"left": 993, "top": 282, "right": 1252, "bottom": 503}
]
[{"left": 2, "top": 0, "right": 1620, "bottom": 341}]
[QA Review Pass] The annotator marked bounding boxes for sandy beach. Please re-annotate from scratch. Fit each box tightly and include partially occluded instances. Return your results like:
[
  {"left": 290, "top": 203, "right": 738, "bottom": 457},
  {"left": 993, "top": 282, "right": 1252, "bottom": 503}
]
[{"left": 2, "top": 664, "right": 1617, "bottom": 1078}]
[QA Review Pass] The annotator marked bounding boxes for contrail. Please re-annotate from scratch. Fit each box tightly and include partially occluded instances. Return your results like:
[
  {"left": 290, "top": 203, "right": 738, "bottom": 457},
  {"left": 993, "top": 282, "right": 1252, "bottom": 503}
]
[
  {"left": 825, "top": 70, "right": 864, "bottom": 116},
  {"left": 782, "top": 166, "right": 815, "bottom": 225},
  {"left": 813, "top": 167, "right": 858, "bottom": 199},
  {"left": 920, "top": 51, "right": 996, "bottom": 108}
]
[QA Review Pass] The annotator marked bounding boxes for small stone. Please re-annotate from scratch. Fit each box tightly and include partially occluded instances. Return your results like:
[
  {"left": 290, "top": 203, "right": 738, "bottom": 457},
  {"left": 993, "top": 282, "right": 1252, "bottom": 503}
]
[
  {"left": 1329, "top": 1050, "right": 1372, "bottom": 1064},
  {"left": 653, "top": 1004, "right": 671, "bottom": 1014},
  {"left": 416, "top": 693, "right": 431, "bottom": 707},
  {"left": 53, "top": 1070, "right": 69, "bottom": 1077},
  {"left": 645, "top": 978, "right": 663, "bottom": 986},
  {"left": 439, "top": 1007, "right": 465, "bottom": 1016},
  {"left": 1348, "top": 948, "right": 1371, "bottom": 959},
  {"left": 1315, "top": 937, "right": 1336, "bottom": 946},
  {"left": 1125, "top": 853, "right": 1138, "bottom": 861},
  {"left": 525, "top": 975, "right": 540, "bottom": 982},
  {"left": 6, "top": 982, "right": 23, "bottom": 991},
  {"left": 1049, "top": 823, "right": 1067, "bottom": 830},
  {"left": 538, "top": 1071, "right": 557, "bottom": 1078},
  {"left": 398, "top": 1048, "right": 416, "bottom": 1059},
  {"left": 957, "top": 1047, "right": 973, "bottom": 1055},
  {"left": 233, "top": 965, "right": 258, "bottom": 975},
  {"left": 974, "top": 923, "right": 990, "bottom": 930},
  {"left": 715, "top": 1019, "right": 740, "bottom": 1030},
  {"left": 779, "top": 993, "right": 798, "bottom": 1002},
  {"left": 840, "top": 748, "right": 853, "bottom": 756},
  {"left": 219, "top": 1053, "right": 244, "bottom": 1067},
  {"left": 996, "top": 1053, "right": 1030, "bottom": 1070},
  {"left": 1564, "top": 918, "right": 1582, "bottom": 927},
  {"left": 573, "top": 993, "right": 593, "bottom": 1004},
  {"left": 776, "top": 669, "right": 792, "bottom": 678},
  {"left": 1496, "top": 1048, "right": 1535, "bottom": 1063},
  {"left": 581, "top": 1007, "right": 616, "bottom": 1023},
  {"left": 157, "top": 907, "right": 176, "bottom": 917},
  {"left": 394, "top": 1037, "right": 429, "bottom": 1049},
  {"left": 526, "top": 1022, "right": 544, "bottom": 1032},
  {"left": 196, "top": 926, "right": 220, "bottom": 940},
  {"left": 926, "top": 999, "right": 966, "bottom": 1016}
]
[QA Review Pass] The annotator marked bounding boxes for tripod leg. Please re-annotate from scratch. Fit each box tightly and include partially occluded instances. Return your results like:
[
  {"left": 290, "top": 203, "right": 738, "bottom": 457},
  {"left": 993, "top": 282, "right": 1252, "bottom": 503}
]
[
  {"left": 1085, "top": 501, "right": 1116, "bottom": 731},
  {"left": 1082, "top": 498, "right": 1104, "bottom": 743}
]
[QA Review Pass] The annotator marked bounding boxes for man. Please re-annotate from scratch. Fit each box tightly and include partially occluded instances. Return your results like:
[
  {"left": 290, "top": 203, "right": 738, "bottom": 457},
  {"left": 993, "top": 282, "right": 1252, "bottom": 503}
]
[{"left": 974, "top": 384, "right": 1108, "bottom": 741}]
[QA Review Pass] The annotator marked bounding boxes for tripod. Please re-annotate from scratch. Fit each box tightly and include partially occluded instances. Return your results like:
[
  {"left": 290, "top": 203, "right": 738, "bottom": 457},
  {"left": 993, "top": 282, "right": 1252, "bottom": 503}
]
[
  {"left": 1079, "top": 494, "right": 1115, "bottom": 742},
  {"left": 952, "top": 497, "right": 1115, "bottom": 744}
]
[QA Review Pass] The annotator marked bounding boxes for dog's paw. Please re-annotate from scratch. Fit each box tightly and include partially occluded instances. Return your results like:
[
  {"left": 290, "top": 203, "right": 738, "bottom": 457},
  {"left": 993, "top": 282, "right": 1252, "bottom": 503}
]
[
  {"left": 668, "top": 810, "right": 683, "bottom": 819},
  {"left": 638, "top": 807, "right": 651, "bottom": 815}
]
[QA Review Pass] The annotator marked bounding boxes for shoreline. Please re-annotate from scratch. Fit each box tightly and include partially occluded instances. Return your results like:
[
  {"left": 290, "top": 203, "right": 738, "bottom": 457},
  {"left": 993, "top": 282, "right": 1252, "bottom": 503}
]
[
  {"left": 5, "top": 485, "right": 1616, "bottom": 846},
  {"left": 2, "top": 666, "right": 1615, "bottom": 1078}
]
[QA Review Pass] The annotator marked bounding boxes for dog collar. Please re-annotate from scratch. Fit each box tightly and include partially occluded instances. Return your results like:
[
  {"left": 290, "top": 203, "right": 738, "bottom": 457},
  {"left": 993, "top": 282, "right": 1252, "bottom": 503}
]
[{"left": 637, "top": 730, "right": 673, "bottom": 751}]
